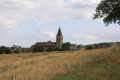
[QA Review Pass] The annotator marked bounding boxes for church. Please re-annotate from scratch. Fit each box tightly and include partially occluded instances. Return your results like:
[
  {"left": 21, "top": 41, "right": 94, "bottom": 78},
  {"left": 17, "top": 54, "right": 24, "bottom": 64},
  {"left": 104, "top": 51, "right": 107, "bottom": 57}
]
[{"left": 31, "top": 28, "right": 63, "bottom": 51}]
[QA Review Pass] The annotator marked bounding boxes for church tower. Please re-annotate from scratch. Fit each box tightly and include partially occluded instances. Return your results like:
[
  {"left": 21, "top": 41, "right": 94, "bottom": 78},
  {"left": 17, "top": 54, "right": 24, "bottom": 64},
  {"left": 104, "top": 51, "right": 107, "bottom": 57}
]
[{"left": 56, "top": 27, "right": 63, "bottom": 48}]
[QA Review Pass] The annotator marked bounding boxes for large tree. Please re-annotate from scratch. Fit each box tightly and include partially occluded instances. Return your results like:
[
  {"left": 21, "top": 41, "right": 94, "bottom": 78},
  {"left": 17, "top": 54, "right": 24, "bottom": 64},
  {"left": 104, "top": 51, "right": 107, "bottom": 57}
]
[
  {"left": 61, "top": 42, "right": 71, "bottom": 51},
  {"left": 33, "top": 45, "right": 44, "bottom": 52},
  {"left": 0, "top": 46, "right": 11, "bottom": 54},
  {"left": 93, "top": 0, "right": 120, "bottom": 26}
]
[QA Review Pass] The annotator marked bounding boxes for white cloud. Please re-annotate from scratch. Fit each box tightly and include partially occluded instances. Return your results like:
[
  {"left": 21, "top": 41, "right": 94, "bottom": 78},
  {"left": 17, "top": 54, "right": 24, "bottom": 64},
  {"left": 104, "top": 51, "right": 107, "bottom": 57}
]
[
  {"left": 72, "top": 35, "right": 82, "bottom": 39},
  {"left": 0, "top": 0, "right": 37, "bottom": 30},
  {"left": 63, "top": 25, "right": 120, "bottom": 45},
  {"left": 0, "top": 0, "right": 102, "bottom": 30},
  {"left": 68, "top": 0, "right": 100, "bottom": 8},
  {"left": 43, "top": 31, "right": 55, "bottom": 38},
  {"left": 86, "top": 35, "right": 98, "bottom": 40},
  {"left": 0, "top": 17, "right": 19, "bottom": 30},
  {"left": 1, "top": 0, "right": 119, "bottom": 47}
]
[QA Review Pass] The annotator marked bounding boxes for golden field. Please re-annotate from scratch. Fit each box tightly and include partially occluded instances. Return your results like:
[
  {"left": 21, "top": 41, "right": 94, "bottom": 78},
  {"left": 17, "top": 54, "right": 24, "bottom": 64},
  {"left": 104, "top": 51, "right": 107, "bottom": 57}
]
[{"left": 0, "top": 49, "right": 105, "bottom": 80}]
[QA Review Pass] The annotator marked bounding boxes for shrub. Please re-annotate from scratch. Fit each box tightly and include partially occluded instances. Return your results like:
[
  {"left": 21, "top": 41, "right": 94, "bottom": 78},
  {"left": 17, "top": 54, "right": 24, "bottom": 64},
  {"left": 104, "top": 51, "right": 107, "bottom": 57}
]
[
  {"left": 53, "top": 47, "right": 60, "bottom": 51},
  {"left": 61, "top": 42, "right": 71, "bottom": 51},
  {"left": 14, "top": 49, "right": 20, "bottom": 53},
  {"left": 5, "top": 48, "right": 11, "bottom": 54},
  {"left": 47, "top": 47, "right": 53, "bottom": 52},
  {"left": 0, "top": 48, "right": 3, "bottom": 54},
  {"left": 33, "top": 45, "right": 44, "bottom": 52},
  {"left": 85, "top": 45, "right": 94, "bottom": 50},
  {"left": 0, "top": 46, "right": 11, "bottom": 54}
]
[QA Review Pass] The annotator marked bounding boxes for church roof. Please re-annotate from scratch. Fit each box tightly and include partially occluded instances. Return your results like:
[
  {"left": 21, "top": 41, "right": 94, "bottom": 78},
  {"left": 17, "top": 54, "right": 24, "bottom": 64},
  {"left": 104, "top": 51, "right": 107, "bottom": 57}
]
[{"left": 57, "top": 27, "right": 63, "bottom": 36}]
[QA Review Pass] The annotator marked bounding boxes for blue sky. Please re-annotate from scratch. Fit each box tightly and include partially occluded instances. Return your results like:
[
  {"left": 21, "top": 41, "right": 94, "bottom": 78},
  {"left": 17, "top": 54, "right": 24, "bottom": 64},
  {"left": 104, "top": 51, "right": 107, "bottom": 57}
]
[{"left": 0, "top": 0, "right": 120, "bottom": 47}]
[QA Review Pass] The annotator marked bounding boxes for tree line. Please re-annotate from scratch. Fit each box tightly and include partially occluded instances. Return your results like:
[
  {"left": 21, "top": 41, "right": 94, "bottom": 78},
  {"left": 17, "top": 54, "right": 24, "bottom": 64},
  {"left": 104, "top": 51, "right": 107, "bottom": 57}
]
[
  {"left": 0, "top": 42, "right": 72, "bottom": 54},
  {"left": 0, "top": 46, "right": 21, "bottom": 54}
]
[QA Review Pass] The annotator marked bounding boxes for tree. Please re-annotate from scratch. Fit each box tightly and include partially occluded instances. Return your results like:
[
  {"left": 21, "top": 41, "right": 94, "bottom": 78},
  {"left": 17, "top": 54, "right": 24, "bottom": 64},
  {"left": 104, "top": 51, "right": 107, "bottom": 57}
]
[
  {"left": 47, "top": 47, "right": 53, "bottom": 52},
  {"left": 53, "top": 47, "right": 60, "bottom": 51},
  {"left": 5, "top": 48, "right": 11, "bottom": 54},
  {"left": 0, "top": 46, "right": 11, "bottom": 54},
  {"left": 85, "top": 45, "right": 94, "bottom": 50},
  {"left": 0, "top": 46, "right": 7, "bottom": 53},
  {"left": 33, "top": 45, "right": 44, "bottom": 52},
  {"left": 14, "top": 49, "right": 20, "bottom": 53},
  {"left": 93, "top": 0, "right": 120, "bottom": 26},
  {"left": 0, "top": 48, "right": 3, "bottom": 54},
  {"left": 61, "top": 42, "right": 71, "bottom": 51}
]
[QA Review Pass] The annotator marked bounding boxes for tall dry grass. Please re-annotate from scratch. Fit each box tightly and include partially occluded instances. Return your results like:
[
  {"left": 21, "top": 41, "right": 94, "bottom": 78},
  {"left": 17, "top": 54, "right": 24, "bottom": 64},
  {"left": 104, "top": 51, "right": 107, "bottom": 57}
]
[
  {"left": 53, "top": 44, "right": 120, "bottom": 80},
  {"left": 0, "top": 49, "right": 105, "bottom": 80}
]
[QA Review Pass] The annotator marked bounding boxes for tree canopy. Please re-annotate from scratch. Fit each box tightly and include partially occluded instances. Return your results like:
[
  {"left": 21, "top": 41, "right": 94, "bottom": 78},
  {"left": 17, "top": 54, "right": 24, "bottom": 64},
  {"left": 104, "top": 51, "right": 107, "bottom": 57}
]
[
  {"left": 14, "top": 49, "right": 20, "bottom": 53},
  {"left": 0, "top": 46, "right": 11, "bottom": 54},
  {"left": 47, "top": 47, "right": 53, "bottom": 52},
  {"left": 85, "top": 45, "right": 94, "bottom": 50},
  {"left": 93, "top": 0, "right": 120, "bottom": 26},
  {"left": 61, "top": 42, "right": 71, "bottom": 51},
  {"left": 33, "top": 45, "right": 44, "bottom": 52}
]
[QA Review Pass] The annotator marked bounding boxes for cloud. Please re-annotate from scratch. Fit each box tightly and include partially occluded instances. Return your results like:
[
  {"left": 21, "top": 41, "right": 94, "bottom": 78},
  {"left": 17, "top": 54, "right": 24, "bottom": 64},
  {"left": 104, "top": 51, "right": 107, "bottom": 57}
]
[
  {"left": 0, "top": 0, "right": 102, "bottom": 30},
  {"left": 69, "top": 0, "right": 100, "bottom": 8},
  {"left": 0, "top": 0, "right": 119, "bottom": 47},
  {"left": 43, "top": 31, "right": 55, "bottom": 38},
  {"left": 0, "top": 0, "right": 37, "bottom": 30},
  {"left": 0, "top": 17, "right": 19, "bottom": 30},
  {"left": 86, "top": 35, "right": 98, "bottom": 40},
  {"left": 63, "top": 25, "right": 120, "bottom": 45}
]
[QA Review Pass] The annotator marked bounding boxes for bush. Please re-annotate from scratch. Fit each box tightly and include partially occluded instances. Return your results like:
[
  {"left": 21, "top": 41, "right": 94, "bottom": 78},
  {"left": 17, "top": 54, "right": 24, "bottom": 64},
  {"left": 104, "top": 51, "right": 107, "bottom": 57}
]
[
  {"left": 14, "top": 49, "right": 20, "bottom": 53},
  {"left": 33, "top": 45, "right": 44, "bottom": 52},
  {"left": 47, "top": 47, "right": 53, "bottom": 52},
  {"left": 61, "top": 42, "right": 71, "bottom": 51},
  {"left": 85, "top": 45, "right": 94, "bottom": 50},
  {"left": 53, "top": 47, "right": 60, "bottom": 51},
  {"left": 0, "top": 46, "right": 11, "bottom": 54},
  {"left": 5, "top": 48, "right": 11, "bottom": 54},
  {"left": 0, "top": 49, "right": 3, "bottom": 54}
]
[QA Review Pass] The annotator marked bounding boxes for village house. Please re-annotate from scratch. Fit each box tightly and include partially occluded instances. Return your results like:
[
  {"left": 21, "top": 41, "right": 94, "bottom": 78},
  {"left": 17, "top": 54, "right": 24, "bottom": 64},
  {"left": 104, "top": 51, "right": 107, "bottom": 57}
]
[
  {"left": 10, "top": 45, "right": 22, "bottom": 52},
  {"left": 70, "top": 44, "right": 82, "bottom": 51}
]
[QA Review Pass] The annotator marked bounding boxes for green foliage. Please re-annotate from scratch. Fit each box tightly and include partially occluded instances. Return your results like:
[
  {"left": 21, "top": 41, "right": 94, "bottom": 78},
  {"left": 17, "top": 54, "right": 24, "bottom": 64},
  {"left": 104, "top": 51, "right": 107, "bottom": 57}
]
[
  {"left": 0, "top": 46, "right": 11, "bottom": 54},
  {"left": 5, "top": 48, "right": 11, "bottom": 54},
  {"left": 93, "top": 0, "right": 120, "bottom": 26},
  {"left": 53, "top": 47, "right": 60, "bottom": 51},
  {"left": 33, "top": 45, "right": 44, "bottom": 52},
  {"left": 21, "top": 48, "right": 31, "bottom": 53},
  {"left": 0, "top": 46, "right": 6, "bottom": 53},
  {"left": 61, "top": 42, "right": 71, "bottom": 51},
  {"left": 85, "top": 45, "right": 94, "bottom": 50},
  {"left": 14, "top": 49, "right": 20, "bottom": 53},
  {"left": 0, "top": 48, "right": 3, "bottom": 54},
  {"left": 47, "top": 47, "right": 53, "bottom": 52}
]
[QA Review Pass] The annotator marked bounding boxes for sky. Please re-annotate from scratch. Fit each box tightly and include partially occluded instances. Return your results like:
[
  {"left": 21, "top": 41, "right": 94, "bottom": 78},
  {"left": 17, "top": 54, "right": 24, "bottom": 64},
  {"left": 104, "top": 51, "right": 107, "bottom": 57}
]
[{"left": 0, "top": 0, "right": 120, "bottom": 47}]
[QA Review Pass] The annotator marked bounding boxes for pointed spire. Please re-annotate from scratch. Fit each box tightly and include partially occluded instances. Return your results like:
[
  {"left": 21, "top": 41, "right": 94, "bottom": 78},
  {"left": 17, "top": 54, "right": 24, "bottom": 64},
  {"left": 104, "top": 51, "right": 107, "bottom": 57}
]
[{"left": 57, "top": 27, "right": 63, "bottom": 36}]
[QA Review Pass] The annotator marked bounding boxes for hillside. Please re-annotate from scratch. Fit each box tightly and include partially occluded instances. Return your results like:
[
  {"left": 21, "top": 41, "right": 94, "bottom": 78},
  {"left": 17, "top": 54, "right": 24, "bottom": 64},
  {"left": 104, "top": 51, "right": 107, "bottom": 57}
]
[{"left": 0, "top": 46, "right": 120, "bottom": 80}]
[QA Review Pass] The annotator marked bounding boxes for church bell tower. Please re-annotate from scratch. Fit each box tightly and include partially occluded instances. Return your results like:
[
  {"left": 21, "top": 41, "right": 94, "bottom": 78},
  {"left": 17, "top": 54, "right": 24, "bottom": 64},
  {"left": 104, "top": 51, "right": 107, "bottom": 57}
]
[{"left": 56, "top": 27, "right": 63, "bottom": 48}]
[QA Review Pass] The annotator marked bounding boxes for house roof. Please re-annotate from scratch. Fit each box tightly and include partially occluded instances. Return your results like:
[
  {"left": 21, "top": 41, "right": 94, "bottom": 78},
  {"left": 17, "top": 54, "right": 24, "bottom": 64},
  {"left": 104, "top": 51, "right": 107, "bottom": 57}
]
[
  {"left": 31, "top": 41, "right": 57, "bottom": 48},
  {"left": 57, "top": 27, "right": 63, "bottom": 36}
]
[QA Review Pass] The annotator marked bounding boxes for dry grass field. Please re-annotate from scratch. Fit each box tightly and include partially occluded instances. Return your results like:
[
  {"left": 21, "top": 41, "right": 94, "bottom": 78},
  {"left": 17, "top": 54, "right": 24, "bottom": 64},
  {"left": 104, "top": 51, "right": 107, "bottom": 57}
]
[{"left": 0, "top": 48, "right": 108, "bottom": 80}]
